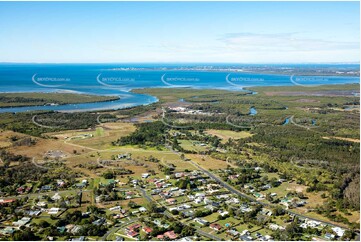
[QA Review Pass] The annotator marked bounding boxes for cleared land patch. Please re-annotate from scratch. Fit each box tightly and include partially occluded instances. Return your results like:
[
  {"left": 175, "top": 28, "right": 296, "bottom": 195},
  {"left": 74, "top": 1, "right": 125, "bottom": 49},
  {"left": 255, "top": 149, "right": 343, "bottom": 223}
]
[
  {"left": 186, "top": 154, "right": 229, "bottom": 170},
  {"left": 47, "top": 122, "right": 136, "bottom": 150},
  {"left": 322, "top": 136, "right": 360, "bottom": 143},
  {"left": 179, "top": 139, "right": 210, "bottom": 152},
  {"left": 205, "top": 129, "right": 253, "bottom": 143}
]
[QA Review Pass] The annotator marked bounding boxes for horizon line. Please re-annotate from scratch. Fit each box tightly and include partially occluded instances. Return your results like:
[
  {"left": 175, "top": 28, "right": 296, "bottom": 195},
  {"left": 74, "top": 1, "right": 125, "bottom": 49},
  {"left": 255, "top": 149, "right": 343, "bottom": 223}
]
[{"left": 0, "top": 61, "right": 360, "bottom": 65}]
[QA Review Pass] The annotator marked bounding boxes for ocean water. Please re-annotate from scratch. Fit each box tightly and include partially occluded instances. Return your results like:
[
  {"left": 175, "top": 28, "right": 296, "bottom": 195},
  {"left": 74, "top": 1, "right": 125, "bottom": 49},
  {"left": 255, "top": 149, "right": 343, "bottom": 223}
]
[{"left": 0, "top": 63, "right": 359, "bottom": 113}]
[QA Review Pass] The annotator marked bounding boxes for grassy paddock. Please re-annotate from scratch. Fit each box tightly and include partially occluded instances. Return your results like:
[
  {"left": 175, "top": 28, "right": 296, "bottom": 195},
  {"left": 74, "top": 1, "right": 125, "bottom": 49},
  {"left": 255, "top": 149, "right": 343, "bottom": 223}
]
[{"left": 205, "top": 129, "right": 253, "bottom": 143}]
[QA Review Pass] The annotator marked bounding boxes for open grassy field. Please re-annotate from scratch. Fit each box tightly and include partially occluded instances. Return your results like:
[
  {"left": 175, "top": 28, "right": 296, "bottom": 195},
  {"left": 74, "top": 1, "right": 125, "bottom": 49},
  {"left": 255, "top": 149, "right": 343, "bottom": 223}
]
[
  {"left": 336, "top": 211, "right": 360, "bottom": 224},
  {"left": 2, "top": 130, "right": 90, "bottom": 161},
  {"left": 217, "top": 216, "right": 242, "bottom": 227},
  {"left": 161, "top": 155, "right": 195, "bottom": 171},
  {"left": 47, "top": 122, "right": 136, "bottom": 150},
  {"left": 205, "top": 129, "right": 253, "bottom": 143},
  {"left": 186, "top": 154, "right": 229, "bottom": 170},
  {"left": 266, "top": 182, "right": 308, "bottom": 197},
  {"left": 0, "top": 130, "right": 27, "bottom": 148},
  {"left": 64, "top": 145, "right": 188, "bottom": 181},
  {"left": 203, "top": 213, "right": 220, "bottom": 223},
  {"left": 178, "top": 139, "right": 210, "bottom": 152}
]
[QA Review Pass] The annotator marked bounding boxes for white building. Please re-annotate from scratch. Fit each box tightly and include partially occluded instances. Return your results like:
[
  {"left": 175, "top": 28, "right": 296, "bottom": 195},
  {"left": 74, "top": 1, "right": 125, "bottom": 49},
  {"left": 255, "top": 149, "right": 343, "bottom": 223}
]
[
  {"left": 52, "top": 193, "right": 61, "bottom": 201},
  {"left": 332, "top": 227, "right": 345, "bottom": 237},
  {"left": 48, "top": 207, "right": 60, "bottom": 214},
  {"left": 141, "top": 173, "right": 150, "bottom": 179}
]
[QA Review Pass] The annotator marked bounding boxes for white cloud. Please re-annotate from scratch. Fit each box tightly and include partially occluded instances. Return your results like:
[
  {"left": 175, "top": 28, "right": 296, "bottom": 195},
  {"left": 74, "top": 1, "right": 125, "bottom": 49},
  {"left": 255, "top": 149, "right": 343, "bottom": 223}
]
[
  {"left": 137, "top": 32, "right": 359, "bottom": 63},
  {"left": 219, "top": 32, "right": 359, "bottom": 52}
]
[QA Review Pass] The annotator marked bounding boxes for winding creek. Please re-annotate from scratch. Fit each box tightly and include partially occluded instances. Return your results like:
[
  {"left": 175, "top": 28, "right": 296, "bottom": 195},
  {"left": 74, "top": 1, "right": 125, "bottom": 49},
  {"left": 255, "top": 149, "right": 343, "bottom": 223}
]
[
  {"left": 249, "top": 107, "right": 257, "bottom": 115},
  {"left": 283, "top": 118, "right": 290, "bottom": 125}
]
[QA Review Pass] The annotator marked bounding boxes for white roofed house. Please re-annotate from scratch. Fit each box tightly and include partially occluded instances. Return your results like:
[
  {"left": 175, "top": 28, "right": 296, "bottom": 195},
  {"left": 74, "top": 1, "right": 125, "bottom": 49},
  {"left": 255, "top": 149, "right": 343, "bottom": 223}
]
[
  {"left": 269, "top": 223, "right": 285, "bottom": 231},
  {"left": 205, "top": 205, "right": 216, "bottom": 212},
  {"left": 142, "top": 173, "right": 150, "bottom": 179},
  {"left": 27, "top": 210, "right": 42, "bottom": 216},
  {"left": 36, "top": 201, "right": 47, "bottom": 207},
  {"left": 109, "top": 206, "right": 121, "bottom": 212},
  {"left": 300, "top": 223, "right": 308, "bottom": 229},
  {"left": 0, "top": 227, "right": 14, "bottom": 235},
  {"left": 260, "top": 208, "right": 273, "bottom": 216},
  {"left": 195, "top": 192, "right": 205, "bottom": 198},
  {"left": 216, "top": 194, "right": 230, "bottom": 200},
  {"left": 306, "top": 220, "right": 321, "bottom": 228},
  {"left": 194, "top": 218, "right": 209, "bottom": 226},
  {"left": 227, "top": 229, "right": 240, "bottom": 238},
  {"left": 226, "top": 197, "right": 240, "bottom": 205},
  {"left": 52, "top": 193, "right": 62, "bottom": 201},
  {"left": 177, "top": 204, "right": 191, "bottom": 210},
  {"left": 48, "top": 207, "right": 60, "bottom": 215},
  {"left": 57, "top": 179, "right": 66, "bottom": 187},
  {"left": 12, "top": 217, "right": 31, "bottom": 228},
  {"left": 139, "top": 207, "right": 147, "bottom": 213},
  {"left": 218, "top": 210, "right": 229, "bottom": 217},
  {"left": 71, "top": 225, "right": 82, "bottom": 235},
  {"left": 332, "top": 227, "right": 345, "bottom": 237}
]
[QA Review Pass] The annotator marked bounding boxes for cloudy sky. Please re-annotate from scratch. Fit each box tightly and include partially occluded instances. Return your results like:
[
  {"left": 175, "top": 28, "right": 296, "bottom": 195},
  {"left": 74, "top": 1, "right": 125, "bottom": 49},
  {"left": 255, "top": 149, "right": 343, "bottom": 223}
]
[{"left": 0, "top": 1, "right": 359, "bottom": 63}]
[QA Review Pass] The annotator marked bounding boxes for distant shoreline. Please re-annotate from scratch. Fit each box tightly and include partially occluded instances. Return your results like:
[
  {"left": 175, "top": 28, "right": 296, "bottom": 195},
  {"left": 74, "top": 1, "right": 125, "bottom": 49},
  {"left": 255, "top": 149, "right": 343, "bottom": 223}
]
[{"left": 0, "top": 92, "right": 120, "bottom": 108}]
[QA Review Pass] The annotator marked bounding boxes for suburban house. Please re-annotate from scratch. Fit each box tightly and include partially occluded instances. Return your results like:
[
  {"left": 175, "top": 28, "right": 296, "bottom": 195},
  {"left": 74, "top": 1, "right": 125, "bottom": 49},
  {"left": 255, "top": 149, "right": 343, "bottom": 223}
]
[
  {"left": 142, "top": 227, "right": 153, "bottom": 234},
  {"left": 164, "top": 231, "right": 178, "bottom": 240},
  {"left": 194, "top": 218, "right": 209, "bottom": 226},
  {"left": 210, "top": 223, "right": 222, "bottom": 231}
]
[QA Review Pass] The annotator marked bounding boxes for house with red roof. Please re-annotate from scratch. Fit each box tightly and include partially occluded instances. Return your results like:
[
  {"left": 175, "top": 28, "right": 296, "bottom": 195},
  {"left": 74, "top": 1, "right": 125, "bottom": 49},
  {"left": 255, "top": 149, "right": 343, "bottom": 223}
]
[
  {"left": 156, "top": 234, "right": 164, "bottom": 240},
  {"left": 126, "top": 223, "right": 141, "bottom": 232},
  {"left": 164, "top": 230, "right": 178, "bottom": 240},
  {"left": 210, "top": 223, "right": 222, "bottom": 231},
  {"left": 156, "top": 182, "right": 164, "bottom": 188},
  {"left": 166, "top": 198, "right": 177, "bottom": 204},
  {"left": 17, "top": 187, "right": 25, "bottom": 194},
  {"left": 127, "top": 230, "right": 139, "bottom": 238},
  {"left": 0, "top": 199, "right": 15, "bottom": 204},
  {"left": 142, "top": 226, "right": 153, "bottom": 234}
]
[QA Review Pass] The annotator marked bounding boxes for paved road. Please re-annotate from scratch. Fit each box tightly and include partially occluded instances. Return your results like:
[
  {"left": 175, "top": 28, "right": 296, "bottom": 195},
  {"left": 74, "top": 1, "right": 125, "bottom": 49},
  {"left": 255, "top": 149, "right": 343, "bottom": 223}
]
[
  {"left": 196, "top": 229, "right": 223, "bottom": 241},
  {"left": 138, "top": 187, "right": 152, "bottom": 203}
]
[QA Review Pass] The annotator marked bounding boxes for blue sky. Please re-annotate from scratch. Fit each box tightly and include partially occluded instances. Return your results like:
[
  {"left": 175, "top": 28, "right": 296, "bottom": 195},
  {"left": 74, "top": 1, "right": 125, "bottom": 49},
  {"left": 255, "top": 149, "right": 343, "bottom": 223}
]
[{"left": 0, "top": 1, "right": 359, "bottom": 63}]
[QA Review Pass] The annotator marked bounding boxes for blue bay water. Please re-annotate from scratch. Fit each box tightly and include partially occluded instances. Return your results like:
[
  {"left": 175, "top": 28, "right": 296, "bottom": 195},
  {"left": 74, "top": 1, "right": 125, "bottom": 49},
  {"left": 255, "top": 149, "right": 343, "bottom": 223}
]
[{"left": 0, "top": 63, "right": 359, "bottom": 113}]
